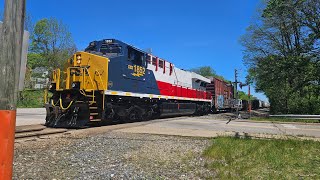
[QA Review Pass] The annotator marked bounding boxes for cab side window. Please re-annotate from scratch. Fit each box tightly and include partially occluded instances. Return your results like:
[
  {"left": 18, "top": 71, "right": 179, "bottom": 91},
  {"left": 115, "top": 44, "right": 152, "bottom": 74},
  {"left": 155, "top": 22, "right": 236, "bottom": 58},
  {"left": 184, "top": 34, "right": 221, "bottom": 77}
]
[
  {"left": 147, "top": 55, "right": 151, "bottom": 64},
  {"left": 128, "top": 46, "right": 146, "bottom": 66},
  {"left": 152, "top": 57, "right": 157, "bottom": 66},
  {"left": 159, "top": 60, "right": 164, "bottom": 68}
]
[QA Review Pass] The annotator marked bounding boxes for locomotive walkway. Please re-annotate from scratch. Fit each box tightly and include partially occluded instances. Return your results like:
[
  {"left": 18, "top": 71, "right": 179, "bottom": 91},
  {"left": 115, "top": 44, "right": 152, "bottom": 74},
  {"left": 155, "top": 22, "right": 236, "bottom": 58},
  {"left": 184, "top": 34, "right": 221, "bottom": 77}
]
[{"left": 16, "top": 108, "right": 320, "bottom": 139}]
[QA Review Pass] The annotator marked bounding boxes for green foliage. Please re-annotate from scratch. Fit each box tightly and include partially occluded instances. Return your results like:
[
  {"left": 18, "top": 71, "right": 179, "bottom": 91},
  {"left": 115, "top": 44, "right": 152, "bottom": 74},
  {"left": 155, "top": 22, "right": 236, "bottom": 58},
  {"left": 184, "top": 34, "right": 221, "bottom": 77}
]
[
  {"left": 190, "top": 66, "right": 216, "bottom": 77},
  {"left": 238, "top": 91, "right": 256, "bottom": 101},
  {"left": 240, "top": 0, "right": 320, "bottom": 114},
  {"left": 203, "top": 137, "right": 320, "bottom": 179},
  {"left": 17, "top": 90, "right": 45, "bottom": 108},
  {"left": 190, "top": 66, "right": 230, "bottom": 82},
  {"left": 20, "top": 17, "right": 76, "bottom": 107},
  {"left": 31, "top": 18, "right": 76, "bottom": 73},
  {"left": 27, "top": 53, "right": 45, "bottom": 69}
]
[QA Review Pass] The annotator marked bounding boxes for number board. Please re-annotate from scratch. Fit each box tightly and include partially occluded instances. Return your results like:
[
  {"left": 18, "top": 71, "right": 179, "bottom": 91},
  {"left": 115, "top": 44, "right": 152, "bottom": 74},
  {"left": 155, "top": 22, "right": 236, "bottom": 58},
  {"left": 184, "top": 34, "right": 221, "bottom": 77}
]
[
  {"left": 128, "top": 65, "right": 146, "bottom": 77},
  {"left": 104, "top": 39, "right": 114, "bottom": 43}
]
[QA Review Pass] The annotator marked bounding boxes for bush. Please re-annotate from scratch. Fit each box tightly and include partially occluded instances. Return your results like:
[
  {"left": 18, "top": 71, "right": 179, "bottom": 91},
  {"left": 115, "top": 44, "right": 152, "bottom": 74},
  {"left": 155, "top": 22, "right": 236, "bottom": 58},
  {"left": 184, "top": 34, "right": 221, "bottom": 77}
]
[{"left": 17, "top": 89, "right": 45, "bottom": 108}]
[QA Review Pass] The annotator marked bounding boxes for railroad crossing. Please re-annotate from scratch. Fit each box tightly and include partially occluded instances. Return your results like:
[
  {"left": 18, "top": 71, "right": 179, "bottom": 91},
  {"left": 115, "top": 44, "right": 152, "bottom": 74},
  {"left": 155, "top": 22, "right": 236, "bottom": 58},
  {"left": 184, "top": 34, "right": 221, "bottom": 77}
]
[{"left": 16, "top": 109, "right": 320, "bottom": 140}]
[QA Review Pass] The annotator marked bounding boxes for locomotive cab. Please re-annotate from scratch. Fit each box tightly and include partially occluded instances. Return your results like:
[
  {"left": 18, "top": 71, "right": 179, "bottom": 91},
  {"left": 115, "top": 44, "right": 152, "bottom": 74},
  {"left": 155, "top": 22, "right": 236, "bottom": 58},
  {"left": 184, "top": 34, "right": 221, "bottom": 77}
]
[{"left": 85, "top": 39, "right": 123, "bottom": 58}]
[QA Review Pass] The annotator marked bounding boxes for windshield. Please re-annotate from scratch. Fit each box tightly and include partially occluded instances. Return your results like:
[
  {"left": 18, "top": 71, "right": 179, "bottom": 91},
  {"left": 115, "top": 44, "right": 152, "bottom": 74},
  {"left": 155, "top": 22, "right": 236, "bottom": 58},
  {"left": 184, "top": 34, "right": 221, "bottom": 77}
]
[
  {"left": 100, "top": 43, "right": 122, "bottom": 54},
  {"left": 85, "top": 41, "right": 122, "bottom": 55}
]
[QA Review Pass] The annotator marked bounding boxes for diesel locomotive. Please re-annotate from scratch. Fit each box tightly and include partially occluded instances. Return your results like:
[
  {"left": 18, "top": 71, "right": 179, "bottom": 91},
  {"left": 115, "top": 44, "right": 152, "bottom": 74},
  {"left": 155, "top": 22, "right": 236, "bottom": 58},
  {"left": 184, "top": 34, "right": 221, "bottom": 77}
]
[{"left": 45, "top": 39, "right": 213, "bottom": 128}]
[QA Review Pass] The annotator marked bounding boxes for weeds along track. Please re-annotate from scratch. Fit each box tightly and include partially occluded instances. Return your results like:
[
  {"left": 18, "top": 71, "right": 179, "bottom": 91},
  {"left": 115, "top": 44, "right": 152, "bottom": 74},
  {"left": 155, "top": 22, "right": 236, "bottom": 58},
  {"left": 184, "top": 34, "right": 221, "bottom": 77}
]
[{"left": 15, "top": 124, "right": 69, "bottom": 139}]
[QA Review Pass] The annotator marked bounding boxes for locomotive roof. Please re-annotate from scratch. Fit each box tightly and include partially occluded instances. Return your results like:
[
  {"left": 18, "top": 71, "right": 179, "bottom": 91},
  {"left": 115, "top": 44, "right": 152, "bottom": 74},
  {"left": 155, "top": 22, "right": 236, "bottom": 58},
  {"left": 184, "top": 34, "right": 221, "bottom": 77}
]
[
  {"left": 87, "top": 39, "right": 170, "bottom": 61},
  {"left": 86, "top": 39, "right": 211, "bottom": 83},
  {"left": 87, "top": 39, "right": 148, "bottom": 54}
]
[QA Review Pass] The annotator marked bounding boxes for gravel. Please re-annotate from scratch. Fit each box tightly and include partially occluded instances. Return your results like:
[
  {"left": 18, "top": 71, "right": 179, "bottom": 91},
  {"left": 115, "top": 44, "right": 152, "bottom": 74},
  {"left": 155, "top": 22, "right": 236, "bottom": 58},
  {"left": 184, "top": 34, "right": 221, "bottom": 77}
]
[{"left": 13, "top": 132, "right": 215, "bottom": 179}]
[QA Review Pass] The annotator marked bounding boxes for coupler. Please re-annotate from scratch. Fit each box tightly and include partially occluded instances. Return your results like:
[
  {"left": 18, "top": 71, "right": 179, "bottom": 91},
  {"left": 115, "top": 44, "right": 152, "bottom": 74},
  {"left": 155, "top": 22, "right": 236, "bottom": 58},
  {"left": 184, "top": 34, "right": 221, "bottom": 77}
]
[{"left": 45, "top": 102, "right": 90, "bottom": 128}]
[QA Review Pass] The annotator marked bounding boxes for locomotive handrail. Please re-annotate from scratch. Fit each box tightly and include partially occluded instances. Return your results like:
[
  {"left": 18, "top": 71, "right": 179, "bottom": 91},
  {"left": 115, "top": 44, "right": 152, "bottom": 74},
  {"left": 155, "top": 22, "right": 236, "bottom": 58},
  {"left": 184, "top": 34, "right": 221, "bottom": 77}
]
[
  {"left": 83, "top": 67, "right": 96, "bottom": 104},
  {"left": 52, "top": 69, "right": 61, "bottom": 90},
  {"left": 84, "top": 67, "right": 95, "bottom": 90},
  {"left": 95, "top": 69, "right": 106, "bottom": 91},
  {"left": 64, "top": 66, "right": 99, "bottom": 105},
  {"left": 79, "top": 89, "right": 95, "bottom": 105},
  {"left": 65, "top": 66, "right": 97, "bottom": 91}
]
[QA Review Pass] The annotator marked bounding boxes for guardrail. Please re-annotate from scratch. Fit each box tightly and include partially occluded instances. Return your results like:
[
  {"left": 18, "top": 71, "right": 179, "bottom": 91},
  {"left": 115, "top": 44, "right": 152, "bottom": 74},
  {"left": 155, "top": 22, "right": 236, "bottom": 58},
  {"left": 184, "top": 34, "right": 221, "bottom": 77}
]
[{"left": 269, "top": 114, "right": 320, "bottom": 120}]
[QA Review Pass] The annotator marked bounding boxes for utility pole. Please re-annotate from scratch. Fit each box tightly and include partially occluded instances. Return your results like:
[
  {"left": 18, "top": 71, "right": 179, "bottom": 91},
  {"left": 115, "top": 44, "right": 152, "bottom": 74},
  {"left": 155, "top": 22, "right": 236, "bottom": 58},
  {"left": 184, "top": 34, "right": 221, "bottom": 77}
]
[
  {"left": 248, "top": 84, "right": 251, "bottom": 118},
  {"left": 234, "top": 69, "right": 239, "bottom": 118},
  {"left": 0, "top": 0, "right": 26, "bottom": 179}
]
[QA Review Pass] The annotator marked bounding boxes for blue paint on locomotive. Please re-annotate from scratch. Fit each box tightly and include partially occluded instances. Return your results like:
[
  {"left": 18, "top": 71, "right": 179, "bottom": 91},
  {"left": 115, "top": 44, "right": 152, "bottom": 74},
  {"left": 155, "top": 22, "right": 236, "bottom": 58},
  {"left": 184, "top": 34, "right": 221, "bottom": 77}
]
[{"left": 85, "top": 39, "right": 160, "bottom": 94}]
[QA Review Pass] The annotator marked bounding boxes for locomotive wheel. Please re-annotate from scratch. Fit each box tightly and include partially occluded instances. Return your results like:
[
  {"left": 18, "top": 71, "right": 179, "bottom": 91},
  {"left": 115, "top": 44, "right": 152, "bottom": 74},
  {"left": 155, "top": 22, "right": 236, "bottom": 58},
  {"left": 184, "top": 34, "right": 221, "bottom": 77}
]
[
  {"left": 122, "top": 107, "right": 144, "bottom": 123},
  {"left": 129, "top": 108, "right": 141, "bottom": 122}
]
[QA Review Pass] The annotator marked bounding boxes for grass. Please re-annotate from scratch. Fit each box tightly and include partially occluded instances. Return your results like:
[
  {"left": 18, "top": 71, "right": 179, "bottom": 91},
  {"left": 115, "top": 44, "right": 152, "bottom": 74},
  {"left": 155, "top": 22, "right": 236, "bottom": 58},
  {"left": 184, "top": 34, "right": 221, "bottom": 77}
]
[
  {"left": 17, "top": 89, "right": 47, "bottom": 108},
  {"left": 203, "top": 137, "right": 320, "bottom": 179},
  {"left": 251, "top": 117, "right": 320, "bottom": 123}
]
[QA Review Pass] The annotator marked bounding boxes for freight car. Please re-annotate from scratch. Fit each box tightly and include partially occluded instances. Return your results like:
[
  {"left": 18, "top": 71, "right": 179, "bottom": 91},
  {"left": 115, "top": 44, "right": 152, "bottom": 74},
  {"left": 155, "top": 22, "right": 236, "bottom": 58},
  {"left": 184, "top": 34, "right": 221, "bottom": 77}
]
[
  {"left": 206, "top": 77, "right": 234, "bottom": 112},
  {"left": 241, "top": 100, "right": 249, "bottom": 111},
  {"left": 251, "top": 99, "right": 262, "bottom": 110},
  {"left": 240, "top": 99, "right": 269, "bottom": 111},
  {"left": 45, "top": 39, "right": 212, "bottom": 128}
]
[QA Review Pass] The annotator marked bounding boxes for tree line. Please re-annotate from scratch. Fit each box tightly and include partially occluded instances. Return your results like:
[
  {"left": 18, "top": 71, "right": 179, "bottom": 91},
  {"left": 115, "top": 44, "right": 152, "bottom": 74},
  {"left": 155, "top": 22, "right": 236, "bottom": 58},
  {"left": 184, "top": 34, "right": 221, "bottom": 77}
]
[{"left": 241, "top": 0, "right": 320, "bottom": 114}]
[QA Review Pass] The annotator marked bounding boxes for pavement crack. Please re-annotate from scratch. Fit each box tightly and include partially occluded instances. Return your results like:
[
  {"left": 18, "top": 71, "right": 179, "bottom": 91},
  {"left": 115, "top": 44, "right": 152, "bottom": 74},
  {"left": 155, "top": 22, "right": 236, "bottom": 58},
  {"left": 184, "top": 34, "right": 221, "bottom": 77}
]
[
  {"left": 271, "top": 122, "right": 286, "bottom": 135},
  {"left": 271, "top": 122, "right": 299, "bottom": 139}
]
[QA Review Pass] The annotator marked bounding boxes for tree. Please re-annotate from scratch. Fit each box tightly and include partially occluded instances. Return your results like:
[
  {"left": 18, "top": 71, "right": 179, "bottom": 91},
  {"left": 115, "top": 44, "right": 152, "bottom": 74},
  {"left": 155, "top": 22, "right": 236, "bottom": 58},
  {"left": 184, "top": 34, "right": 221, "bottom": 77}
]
[
  {"left": 190, "top": 66, "right": 231, "bottom": 82},
  {"left": 190, "top": 66, "right": 216, "bottom": 77},
  {"left": 30, "top": 18, "right": 76, "bottom": 73},
  {"left": 238, "top": 91, "right": 256, "bottom": 101},
  {"left": 27, "top": 53, "right": 45, "bottom": 69},
  {"left": 241, "top": 0, "right": 320, "bottom": 114}
]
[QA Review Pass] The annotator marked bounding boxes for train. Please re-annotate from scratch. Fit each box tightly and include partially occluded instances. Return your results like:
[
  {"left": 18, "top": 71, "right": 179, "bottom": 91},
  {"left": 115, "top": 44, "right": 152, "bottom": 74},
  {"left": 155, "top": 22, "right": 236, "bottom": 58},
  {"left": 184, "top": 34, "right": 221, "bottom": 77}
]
[
  {"left": 45, "top": 39, "right": 214, "bottom": 128},
  {"left": 206, "top": 77, "right": 238, "bottom": 112},
  {"left": 241, "top": 99, "right": 269, "bottom": 111},
  {"left": 45, "top": 38, "right": 269, "bottom": 128},
  {"left": 44, "top": 39, "right": 269, "bottom": 128}
]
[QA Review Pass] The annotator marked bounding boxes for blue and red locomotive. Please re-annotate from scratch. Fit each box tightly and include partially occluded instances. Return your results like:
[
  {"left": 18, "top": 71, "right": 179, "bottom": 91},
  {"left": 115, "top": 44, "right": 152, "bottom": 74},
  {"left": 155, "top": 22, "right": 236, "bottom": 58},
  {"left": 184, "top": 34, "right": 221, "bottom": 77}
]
[{"left": 45, "top": 39, "right": 222, "bottom": 128}]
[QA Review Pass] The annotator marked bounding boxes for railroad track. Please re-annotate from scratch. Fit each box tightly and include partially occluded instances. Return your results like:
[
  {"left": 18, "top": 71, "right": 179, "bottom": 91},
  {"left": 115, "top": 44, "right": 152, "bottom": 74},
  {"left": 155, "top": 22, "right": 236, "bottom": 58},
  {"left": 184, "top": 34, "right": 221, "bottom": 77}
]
[
  {"left": 15, "top": 124, "right": 69, "bottom": 139},
  {"left": 13, "top": 113, "right": 242, "bottom": 140}
]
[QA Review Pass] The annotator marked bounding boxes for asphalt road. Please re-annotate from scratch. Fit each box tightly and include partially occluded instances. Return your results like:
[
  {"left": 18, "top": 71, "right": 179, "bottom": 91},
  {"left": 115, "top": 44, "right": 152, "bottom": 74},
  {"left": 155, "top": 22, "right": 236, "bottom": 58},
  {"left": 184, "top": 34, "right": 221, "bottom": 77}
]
[
  {"left": 16, "top": 108, "right": 45, "bottom": 126},
  {"left": 16, "top": 108, "right": 320, "bottom": 138},
  {"left": 116, "top": 115, "right": 320, "bottom": 138}
]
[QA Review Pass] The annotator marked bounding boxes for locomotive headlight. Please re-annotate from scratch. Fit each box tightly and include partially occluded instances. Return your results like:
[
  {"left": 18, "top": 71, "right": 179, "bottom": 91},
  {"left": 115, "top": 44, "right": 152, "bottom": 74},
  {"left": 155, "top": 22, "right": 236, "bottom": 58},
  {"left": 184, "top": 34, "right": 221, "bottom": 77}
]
[
  {"left": 76, "top": 54, "right": 82, "bottom": 64},
  {"left": 71, "top": 82, "right": 80, "bottom": 89}
]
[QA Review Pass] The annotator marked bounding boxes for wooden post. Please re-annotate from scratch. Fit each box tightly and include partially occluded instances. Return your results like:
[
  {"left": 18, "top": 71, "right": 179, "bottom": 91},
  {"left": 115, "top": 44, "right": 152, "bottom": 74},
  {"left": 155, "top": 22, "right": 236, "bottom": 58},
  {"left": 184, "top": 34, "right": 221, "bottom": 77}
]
[
  {"left": 0, "top": 0, "right": 26, "bottom": 179},
  {"left": 248, "top": 84, "right": 251, "bottom": 118}
]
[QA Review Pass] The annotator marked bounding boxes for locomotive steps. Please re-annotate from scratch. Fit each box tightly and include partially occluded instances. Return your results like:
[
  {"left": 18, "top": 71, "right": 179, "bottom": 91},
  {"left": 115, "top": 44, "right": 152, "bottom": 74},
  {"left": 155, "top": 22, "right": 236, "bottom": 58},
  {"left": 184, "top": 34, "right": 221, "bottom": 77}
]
[{"left": 86, "top": 93, "right": 101, "bottom": 122}]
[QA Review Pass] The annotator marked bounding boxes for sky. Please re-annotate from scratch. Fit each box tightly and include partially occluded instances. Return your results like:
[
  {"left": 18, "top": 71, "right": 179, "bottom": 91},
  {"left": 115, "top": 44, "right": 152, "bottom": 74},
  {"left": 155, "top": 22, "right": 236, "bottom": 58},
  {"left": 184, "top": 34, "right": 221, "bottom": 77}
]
[{"left": 0, "top": 0, "right": 267, "bottom": 101}]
